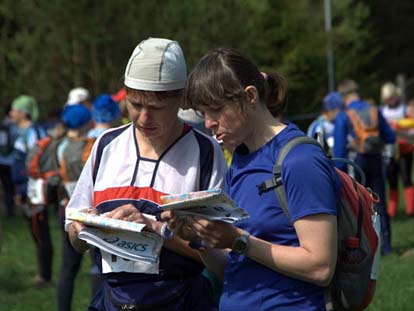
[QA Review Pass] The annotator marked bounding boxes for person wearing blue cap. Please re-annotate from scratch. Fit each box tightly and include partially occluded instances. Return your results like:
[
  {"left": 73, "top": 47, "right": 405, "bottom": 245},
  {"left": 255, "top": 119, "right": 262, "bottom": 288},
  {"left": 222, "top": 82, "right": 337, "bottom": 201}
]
[
  {"left": 56, "top": 103, "right": 94, "bottom": 311},
  {"left": 86, "top": 94, "right": 121, "bottom": 300},
  {"left": 307, "top": 91, "right": 343, "bottom": 153},
  {"left": 88, "top": 94, "right": 121, "bottom": 138}
]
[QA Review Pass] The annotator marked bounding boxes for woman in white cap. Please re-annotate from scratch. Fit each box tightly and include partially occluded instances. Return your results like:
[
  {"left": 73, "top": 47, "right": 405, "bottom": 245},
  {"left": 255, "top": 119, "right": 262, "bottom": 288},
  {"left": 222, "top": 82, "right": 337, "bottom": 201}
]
[{"left": 66, "top": 38, "right": 227, "bottom": 310}]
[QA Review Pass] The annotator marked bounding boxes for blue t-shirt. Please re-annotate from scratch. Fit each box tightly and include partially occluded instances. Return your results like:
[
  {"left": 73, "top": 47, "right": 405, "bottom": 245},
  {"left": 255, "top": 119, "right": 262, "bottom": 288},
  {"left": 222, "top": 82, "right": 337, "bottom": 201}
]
[{"left": 221, "top": 123, "right": 340, "bottom": 311}]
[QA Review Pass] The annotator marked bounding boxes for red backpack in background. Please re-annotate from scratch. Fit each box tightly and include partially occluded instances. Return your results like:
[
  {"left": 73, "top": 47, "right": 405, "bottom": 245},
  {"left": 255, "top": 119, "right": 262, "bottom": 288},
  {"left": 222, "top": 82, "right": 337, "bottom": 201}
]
[{"left": 258, "top": 136, "right": 381, "bottom": 311}]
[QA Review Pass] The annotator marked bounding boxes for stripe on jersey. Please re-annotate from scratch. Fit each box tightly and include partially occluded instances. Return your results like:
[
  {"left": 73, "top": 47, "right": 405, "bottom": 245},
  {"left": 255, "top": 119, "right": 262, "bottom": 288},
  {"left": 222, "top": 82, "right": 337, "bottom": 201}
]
[{"left": 94, "top": 186, "right": 165, "bottom": 207}]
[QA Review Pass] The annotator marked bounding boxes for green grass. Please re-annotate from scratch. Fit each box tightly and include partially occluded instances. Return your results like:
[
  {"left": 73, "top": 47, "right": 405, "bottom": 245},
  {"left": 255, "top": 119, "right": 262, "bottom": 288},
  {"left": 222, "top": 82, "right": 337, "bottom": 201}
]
[
  {"left": 1, "top": 203, "right": 414, "bottom": 310},
  {"left": 366, "top": 212, "right": 414, "bottom": 310},
  {"left": 0, "top": 207, "right": 91, "bottom": 310}
]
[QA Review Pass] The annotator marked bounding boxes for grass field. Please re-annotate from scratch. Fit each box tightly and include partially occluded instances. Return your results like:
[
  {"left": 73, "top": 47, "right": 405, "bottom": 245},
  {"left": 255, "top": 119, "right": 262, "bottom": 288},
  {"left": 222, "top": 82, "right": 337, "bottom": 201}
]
[
  {"left": 0, "top": 208, "right": 91, "bottom": 310},
  {"left": 1, "top": 203, "right": 414, "bottom": 310}
]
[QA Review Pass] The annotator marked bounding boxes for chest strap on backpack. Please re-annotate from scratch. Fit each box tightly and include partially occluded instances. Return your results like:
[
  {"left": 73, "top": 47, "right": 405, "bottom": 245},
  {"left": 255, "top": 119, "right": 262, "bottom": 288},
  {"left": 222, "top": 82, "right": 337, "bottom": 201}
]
[
  {"left": 257, "top": 175, "right": 282, "bottom": 196},
  {"left": 257, "top": 136, "right": 322, "bottom": 223}
]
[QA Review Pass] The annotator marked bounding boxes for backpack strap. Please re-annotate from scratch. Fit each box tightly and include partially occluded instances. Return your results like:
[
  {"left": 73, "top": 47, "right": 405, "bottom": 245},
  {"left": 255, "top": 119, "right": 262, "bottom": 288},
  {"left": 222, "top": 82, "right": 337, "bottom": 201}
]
[
  {"left": 257, "top": 135, "right": 368, "bottom": 220},
  {"left": 257, "top": 136, "right": 321, "bottom": 222},
  {"left": 313, "top": 131, "right": 330, "bottom": 156},
  {"left": 60, "top": 154, "right": 69, "bottom": 183},
  {"left": 369, "top": 106, "right": 379, "bottom": 128},
  {"left": 82, "top": 137, "right": 96, "bottom": 164}
]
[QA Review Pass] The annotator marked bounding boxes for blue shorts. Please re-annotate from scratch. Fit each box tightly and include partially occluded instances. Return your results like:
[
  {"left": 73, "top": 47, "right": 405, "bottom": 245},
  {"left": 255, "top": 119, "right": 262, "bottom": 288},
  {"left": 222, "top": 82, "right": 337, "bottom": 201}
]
[{"left": 88, "top": 274, "right": 217, "bottom": 311}]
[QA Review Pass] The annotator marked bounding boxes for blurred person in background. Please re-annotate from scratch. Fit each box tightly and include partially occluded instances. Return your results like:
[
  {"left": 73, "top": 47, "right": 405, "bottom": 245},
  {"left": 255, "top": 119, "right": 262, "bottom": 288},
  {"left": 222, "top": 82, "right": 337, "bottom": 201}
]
[
  {"left": 65, "top": 87, "right": 91, "bottom": 110},
  {"left": 87, "top": 94, "right": 121, "bottom": 138},
  {"left": 56, "top": 104, "right": 94, "bottom": 311},
  {"left": 0, "top": 104, "right": 18, "bottom": 219},
  {"left": 9, "top": 95, "right": 47, "bottom": 284},
  {"left": 25, "top": 117, "right": 65, "bottom": 289},
  {"left": 307, "top": 91, "right": 343, "bottom": 154},
  {"left": 111, "top": 87, "right": 130, "bottom": 125},
  {"left": 380, "top": 82, "right": 414, "bottom": 217},
  {"left": 86, "top": 93, "right": 121, "bottom": 298},
  {"left": 334, "top": 79, "right": 395, "bottom": 255}
]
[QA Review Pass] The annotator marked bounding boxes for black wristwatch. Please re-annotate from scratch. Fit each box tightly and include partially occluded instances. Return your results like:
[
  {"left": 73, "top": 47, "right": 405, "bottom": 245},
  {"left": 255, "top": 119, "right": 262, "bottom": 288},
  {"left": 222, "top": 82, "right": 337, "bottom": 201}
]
[{"left": 231, "top": 231, "right": 250, "bottom": 255}]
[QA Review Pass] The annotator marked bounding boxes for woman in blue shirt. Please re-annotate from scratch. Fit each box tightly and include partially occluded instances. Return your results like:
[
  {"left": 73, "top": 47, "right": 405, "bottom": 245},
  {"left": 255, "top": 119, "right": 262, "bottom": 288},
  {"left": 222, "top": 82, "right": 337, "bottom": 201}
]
[{"left": 163, "top": 48, "right": 340, "bottom": 310}]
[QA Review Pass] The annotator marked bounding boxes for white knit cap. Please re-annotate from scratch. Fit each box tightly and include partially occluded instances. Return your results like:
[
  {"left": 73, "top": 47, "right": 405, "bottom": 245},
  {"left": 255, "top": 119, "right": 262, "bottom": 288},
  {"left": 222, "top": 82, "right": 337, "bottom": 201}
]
[
  {"left": 124, "top": 38, "right": 187, "bottom": 91},
  {"left": 381, "top": 82, "right": 401, "bottom": 102},
  {"left": 66, "top": 87, "right": 90, "bottom": 106}
]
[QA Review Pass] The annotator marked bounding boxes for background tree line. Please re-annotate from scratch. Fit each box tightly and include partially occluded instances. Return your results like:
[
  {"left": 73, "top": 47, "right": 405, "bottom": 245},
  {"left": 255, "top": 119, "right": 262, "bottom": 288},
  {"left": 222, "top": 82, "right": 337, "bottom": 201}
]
[{"left": 1, "top": 0, "right": 413, "bottom": 123}]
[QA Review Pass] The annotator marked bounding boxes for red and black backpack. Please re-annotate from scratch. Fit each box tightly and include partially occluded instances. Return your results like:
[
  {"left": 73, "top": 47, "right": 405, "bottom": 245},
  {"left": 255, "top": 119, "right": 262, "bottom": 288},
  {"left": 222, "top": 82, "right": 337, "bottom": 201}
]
[{"left": 258, "top": 136, "right": 380, "bottom": 311}]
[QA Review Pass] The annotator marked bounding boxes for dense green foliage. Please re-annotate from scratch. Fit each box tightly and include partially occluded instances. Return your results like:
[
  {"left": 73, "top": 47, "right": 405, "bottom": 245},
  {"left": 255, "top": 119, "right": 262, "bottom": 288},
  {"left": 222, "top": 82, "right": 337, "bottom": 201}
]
[{"left": 0, "top": 0, "right": 412, "bottom": 120}]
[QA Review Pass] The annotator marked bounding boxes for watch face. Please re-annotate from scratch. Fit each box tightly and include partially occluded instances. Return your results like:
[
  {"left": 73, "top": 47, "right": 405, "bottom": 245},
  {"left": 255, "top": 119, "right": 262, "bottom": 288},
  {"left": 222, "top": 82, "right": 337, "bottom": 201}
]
[{"left": 233, "top": 238, "right": 247, "bottom": 253}]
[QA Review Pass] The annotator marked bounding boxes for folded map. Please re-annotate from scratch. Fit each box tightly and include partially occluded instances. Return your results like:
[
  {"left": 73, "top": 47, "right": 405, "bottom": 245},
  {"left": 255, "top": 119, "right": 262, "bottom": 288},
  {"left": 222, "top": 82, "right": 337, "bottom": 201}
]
[
  {"left": 160, "top": 189, "right": 249, "bottom": 223},
  {"left": 66, "top": 210, "right": 147, "bottom": 233},
  {"left": 79, "top": 227, "right": 163, "bottom": 274},
  {"left": 79, "top": 227, "right": 162, "bottom": 262}
]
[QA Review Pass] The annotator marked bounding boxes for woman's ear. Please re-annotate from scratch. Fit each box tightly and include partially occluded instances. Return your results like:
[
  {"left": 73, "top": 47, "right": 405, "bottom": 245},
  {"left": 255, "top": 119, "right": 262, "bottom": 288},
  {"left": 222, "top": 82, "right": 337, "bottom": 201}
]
[{"left": 245, "top": 85, "right": 259, "bottom": 108}]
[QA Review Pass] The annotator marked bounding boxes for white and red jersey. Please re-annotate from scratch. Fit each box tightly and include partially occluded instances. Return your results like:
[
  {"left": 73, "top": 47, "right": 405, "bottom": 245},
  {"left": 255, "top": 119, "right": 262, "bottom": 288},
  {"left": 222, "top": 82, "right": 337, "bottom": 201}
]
[
  {"left": 66, "top": 123, "right": 226, "bottom": 217},
  {"left": 64, "top": 123, "right": 227, "bottom": 307}
]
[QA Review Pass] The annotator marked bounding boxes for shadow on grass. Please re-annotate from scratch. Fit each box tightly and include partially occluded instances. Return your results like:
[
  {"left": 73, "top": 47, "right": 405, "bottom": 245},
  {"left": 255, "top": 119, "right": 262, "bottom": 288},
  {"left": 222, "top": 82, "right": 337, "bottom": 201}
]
[
  {"left": 391, "top": 213, "right": 414, "bottom": 222},
  {"left": 0, "top": 267, "right": 30, "bottom": 293},
  {"left": 389, "top": 215, "right": 414, "bottom": 256}
]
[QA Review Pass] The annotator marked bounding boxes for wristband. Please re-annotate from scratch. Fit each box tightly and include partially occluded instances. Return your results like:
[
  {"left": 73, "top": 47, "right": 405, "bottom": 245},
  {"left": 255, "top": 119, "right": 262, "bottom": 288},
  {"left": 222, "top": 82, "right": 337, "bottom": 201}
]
[{"left": 160, "top": 223, "right": 174, "bottom": 239}]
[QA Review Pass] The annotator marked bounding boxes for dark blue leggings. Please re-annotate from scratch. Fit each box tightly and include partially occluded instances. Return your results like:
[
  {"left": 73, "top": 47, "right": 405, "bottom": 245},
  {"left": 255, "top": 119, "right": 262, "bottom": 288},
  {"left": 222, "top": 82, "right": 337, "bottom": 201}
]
[
  {"left": 387, "top": 152, "right": 413, "bottom": 189},
  {"left": 29, "top": 205, "right": 53, "bottom": 281},
  {"left": 0, "top": 164, "right": 15, "bottom": 217},
  {"left": 57, "top": 231, "right": 83, "bottom": 311}
]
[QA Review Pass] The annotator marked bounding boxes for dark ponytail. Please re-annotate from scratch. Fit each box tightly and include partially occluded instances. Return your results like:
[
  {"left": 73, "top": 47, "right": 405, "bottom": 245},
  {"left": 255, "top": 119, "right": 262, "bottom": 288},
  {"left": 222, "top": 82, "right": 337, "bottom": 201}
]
[{"left": 264, "top": 72, "right": 287, "bottom": 117}]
